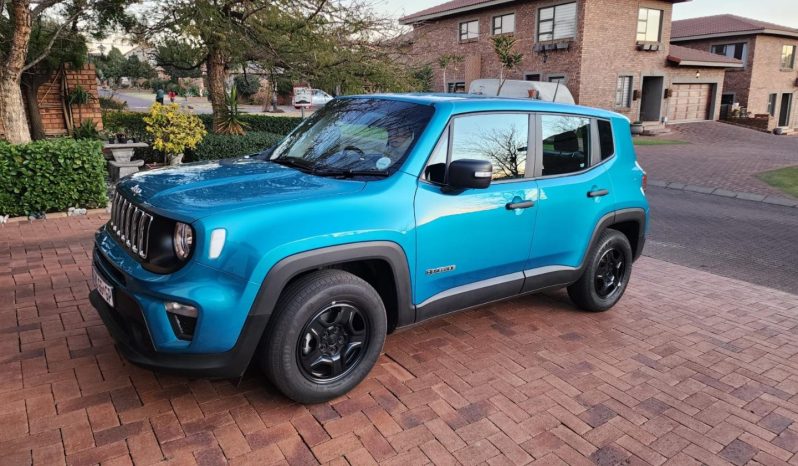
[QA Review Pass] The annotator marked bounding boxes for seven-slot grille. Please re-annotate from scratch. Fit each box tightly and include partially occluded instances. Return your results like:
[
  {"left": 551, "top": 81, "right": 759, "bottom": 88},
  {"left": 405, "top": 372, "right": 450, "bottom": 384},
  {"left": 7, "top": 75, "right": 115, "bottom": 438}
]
[{"left": 109, "top": 191, "right": 154, "bottom": 259}]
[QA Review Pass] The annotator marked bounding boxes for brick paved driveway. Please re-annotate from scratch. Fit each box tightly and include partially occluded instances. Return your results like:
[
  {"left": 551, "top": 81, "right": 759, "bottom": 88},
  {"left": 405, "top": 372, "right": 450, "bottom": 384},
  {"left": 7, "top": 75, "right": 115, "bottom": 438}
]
[
  {"left": 636, "top": 122, "right": 798, "bottom": 197},
  {"left": 3, "top": 215, "right": 798, "bottom": 465}
]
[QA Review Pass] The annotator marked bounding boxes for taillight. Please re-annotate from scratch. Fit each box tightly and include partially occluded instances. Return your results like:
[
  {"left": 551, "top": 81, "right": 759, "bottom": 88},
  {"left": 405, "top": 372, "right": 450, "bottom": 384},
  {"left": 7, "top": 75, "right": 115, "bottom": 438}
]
[{"left": 642, "top": 173, "right": 648, "bottom": 192}]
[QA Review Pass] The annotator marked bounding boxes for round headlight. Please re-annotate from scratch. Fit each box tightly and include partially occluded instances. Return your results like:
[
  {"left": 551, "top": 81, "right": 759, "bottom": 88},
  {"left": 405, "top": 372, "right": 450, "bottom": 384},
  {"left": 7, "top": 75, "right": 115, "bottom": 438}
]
[{"left": 173, "top": 222, "right": 194, "bottom": 260}]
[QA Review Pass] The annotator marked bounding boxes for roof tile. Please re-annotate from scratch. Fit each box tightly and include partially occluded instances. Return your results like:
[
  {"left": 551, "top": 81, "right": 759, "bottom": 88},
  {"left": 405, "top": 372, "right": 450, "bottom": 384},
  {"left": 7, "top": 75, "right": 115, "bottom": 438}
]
[{"left": 672, "top": 14, "right": 798, "bottom": 39}]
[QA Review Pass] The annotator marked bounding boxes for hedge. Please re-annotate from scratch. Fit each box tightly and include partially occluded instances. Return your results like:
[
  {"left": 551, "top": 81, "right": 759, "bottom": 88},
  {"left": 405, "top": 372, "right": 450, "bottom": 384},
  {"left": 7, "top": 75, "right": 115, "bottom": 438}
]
[
  {"left": 0, "top": 138, "right": 108, "bottom": 217},
  {"left": 103, "top": 111, "right": 301, "bottom": 138},
  {"left": 186, "top": 131, "right": 283, "bottom": 162}
]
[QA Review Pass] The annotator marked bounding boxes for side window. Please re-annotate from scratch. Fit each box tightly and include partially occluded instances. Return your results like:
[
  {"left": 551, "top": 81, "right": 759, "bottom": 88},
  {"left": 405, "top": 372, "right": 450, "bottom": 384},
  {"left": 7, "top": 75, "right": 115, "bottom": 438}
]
[
  {"left": 451, "top": 113, "right": 529, "bottom": 181},
  {"left": 423, "top": 128, "right": 449, "bottom": 184},
  {"left": 597, "top": 119, "right": 615, "bottom": 160},
  {"left": 540, "top": 114, "right": 590, "bottom": 176}
]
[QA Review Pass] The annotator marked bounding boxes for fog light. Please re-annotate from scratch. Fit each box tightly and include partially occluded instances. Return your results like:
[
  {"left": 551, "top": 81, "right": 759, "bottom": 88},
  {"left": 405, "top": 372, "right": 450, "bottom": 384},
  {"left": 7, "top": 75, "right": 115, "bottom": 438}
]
[{"left": 165, "top": 302, "right": 198, "bottom": 340}]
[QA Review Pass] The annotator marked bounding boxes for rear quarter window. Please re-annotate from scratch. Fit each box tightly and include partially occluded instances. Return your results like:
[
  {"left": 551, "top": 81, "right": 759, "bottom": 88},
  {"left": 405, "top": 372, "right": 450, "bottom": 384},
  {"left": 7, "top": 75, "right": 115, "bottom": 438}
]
[{"left": 597, "top": 120, "right": 615, "bottom": 160}]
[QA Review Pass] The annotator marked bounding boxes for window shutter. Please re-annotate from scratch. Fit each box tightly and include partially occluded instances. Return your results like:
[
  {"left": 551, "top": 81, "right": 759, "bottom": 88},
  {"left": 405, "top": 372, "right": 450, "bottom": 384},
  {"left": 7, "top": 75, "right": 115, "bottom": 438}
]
[{"left": 553, "top": 3, "right": 577, "bottom": 40}]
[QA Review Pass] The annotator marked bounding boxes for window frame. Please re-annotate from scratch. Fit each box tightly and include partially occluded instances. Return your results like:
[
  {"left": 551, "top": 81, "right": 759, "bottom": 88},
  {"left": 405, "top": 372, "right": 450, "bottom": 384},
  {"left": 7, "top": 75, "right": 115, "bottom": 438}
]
[
  {"left": 615, "top": 75, "right": 633, "bottom": 108},
  {"left": 537, "top": 2, "right": 577, "bottom": 42},
  {"left": 447, "top": 82, "right": 466, "bottom": 93},
  {"left": 548, "top": 75, "right": 567, "bottom": 84},
  {"left": 781, "top": 45, "right": 796, "bottom": 70},
  {"left": 420, "top": 111, "right": 616, "bottom": 185},
  {"left": 636, "top": 7, "right": 663, "bottom": 43},
  {"left": 768, "top": 93, "right": 778, "bottom": 117},
  {"left": 459, "top": 19, "right": 480, "bottom": 42},
  {"left": 492, "top": 13, "right": 516, "bottom": 35},
  {"left": 710, "top": 42, "right": 748, "bottom": 66},
  {"left": 420, "top": 111, "right": 536, "bottom": 186}
]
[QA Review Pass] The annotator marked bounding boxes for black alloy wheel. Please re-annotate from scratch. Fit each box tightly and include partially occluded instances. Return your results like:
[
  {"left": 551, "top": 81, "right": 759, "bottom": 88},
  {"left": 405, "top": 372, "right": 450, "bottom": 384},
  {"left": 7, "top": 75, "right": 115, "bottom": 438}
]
[{"left": 297, "top": 302, "right": 369, "bottom": 383}]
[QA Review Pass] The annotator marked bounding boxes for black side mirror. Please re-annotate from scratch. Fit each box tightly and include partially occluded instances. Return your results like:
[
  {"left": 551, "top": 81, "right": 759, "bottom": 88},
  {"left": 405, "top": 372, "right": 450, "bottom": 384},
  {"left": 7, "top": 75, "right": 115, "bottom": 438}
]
[{"left": 447, "top": 159, "right": 493, "bottom": 190}]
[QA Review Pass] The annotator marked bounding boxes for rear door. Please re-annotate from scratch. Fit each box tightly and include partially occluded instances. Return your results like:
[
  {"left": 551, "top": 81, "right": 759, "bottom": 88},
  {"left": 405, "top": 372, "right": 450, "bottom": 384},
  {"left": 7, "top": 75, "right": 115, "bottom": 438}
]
[{"left": 524, "top": 114, "right": 617, "bottom": 290}]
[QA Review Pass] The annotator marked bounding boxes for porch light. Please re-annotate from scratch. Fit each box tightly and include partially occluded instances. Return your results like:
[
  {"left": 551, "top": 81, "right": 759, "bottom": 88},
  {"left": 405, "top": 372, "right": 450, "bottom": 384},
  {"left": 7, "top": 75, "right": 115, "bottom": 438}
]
[{"left": 696, "top": 70, "right": 701, "bottom": 79}]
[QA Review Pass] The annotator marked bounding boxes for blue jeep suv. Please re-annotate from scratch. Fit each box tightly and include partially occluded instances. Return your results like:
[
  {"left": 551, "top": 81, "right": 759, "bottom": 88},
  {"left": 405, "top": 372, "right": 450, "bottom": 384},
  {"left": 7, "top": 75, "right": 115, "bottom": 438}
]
[{"left": 91, "top": 94, "right": 648, "bottom": 403}]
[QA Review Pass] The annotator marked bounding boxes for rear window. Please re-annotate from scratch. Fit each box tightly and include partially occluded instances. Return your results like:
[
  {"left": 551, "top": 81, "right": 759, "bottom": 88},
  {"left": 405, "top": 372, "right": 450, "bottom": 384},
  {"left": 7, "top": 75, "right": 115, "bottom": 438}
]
[{"left": 598, "top": 120, "right": 615, "bottom": 160}]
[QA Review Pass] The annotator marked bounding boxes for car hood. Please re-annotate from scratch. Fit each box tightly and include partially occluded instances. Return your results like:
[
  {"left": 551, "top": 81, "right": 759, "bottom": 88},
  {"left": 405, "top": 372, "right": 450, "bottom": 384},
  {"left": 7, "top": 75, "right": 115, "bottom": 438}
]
[{"left": 116, "top": 158, "right": 366, "bottom": 220}]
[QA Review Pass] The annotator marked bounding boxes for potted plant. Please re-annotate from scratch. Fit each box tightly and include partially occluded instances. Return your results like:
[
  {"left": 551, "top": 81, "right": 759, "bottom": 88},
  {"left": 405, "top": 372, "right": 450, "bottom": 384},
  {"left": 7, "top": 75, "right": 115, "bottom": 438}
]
[
  {"left": 630, "top": 121, "right": 644, "bottom": 135},
  {"left": 144, "top": 103, "right": 206, "bottom": 165}
]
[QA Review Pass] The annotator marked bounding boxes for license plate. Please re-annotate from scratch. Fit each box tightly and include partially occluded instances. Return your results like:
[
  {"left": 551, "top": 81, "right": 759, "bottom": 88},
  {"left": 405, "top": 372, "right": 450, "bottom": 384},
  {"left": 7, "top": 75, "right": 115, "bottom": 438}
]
[{"left": 92, "top": 266, "right": 114, "bottom": 307}]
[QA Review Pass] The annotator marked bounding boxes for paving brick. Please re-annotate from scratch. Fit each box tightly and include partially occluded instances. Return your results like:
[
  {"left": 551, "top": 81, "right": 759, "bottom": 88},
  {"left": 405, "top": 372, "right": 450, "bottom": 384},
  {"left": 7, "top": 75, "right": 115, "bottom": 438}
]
[{"left": 719, "top": 438, "right": 758, "bottom": 466}]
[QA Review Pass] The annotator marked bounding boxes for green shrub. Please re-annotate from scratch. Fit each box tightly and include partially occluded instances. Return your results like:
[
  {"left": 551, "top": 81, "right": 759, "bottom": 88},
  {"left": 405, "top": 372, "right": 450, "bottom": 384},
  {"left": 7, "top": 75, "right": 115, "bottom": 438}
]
[
  {"left": 73, "top": 119, "right": 102, "bottom": 140},
  {"left": 186, "top": 131, "right": 283, "bottom": 162},
  {"left": 234, "top": 75, "right": 261, "bottom": 97},
  {"left": 99, "top": 96, "right": 128, "bottom": 110},
  {"left": 197, "top": 114, "right": 301, "bottom": 134},
  {"left": 0, "top": 138, "right": 108, "bottom": 217}
]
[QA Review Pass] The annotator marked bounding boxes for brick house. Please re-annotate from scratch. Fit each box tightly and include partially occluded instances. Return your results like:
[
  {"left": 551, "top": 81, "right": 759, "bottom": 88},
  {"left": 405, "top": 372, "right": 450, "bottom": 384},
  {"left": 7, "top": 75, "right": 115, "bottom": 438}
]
[
  {"left": 671, "top": 15, "right": 798, "bottom": 131},
  {"left": 399, "top": 0, "right": 742, "bottom": 125}
]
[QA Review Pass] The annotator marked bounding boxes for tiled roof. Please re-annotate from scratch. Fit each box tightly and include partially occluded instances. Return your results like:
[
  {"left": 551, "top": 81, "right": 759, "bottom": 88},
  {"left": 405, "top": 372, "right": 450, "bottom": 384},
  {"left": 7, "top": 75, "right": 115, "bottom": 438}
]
[
  {"left": 672, "top": 14, "right": 798, "bottom": 40},
  {"left": 667, "top": 44, "right": 744, "bottom": 67},
  {"left": 400, "top": 0, "right": 689, "bottom": 24}
]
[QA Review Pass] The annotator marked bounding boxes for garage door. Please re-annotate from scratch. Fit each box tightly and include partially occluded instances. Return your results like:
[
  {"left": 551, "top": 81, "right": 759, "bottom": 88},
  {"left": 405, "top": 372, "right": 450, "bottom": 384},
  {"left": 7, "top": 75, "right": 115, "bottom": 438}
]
[{"left": 667, "top": 84, "right": 712, "bottom": 122}]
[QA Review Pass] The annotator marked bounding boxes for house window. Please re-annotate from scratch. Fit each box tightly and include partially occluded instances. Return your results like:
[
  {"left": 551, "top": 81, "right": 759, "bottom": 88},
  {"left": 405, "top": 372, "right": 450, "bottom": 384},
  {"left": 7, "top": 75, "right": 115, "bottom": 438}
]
[
  {"left": 525, "top": 74, "right": 542, "bottom": 81},
  {"left": 781, "top": 45, "right": 796, "bottom": 69},
  {"left": 637, "top": 8, "right": 662, "bottom": 42},
  {"left": 493, "top": 14, "right": 515, "bottom": 35},
  {"left": 768, "top": 93, "right": 778, "bottom": 116},
  {"left": 711, "top": 43, "right": 747, "bottom": 65},
  {"left": 548, "top": 75, "right": 566, "bottom": 84},
  {"left": 615, "top": 76, "right": 633, "bottom": 107},
  {"left": 459, "top": 20, "right": 479, "bottom": 41},
  {"left": 447, "top": 82, "right": 466, "bottom": 93},
  {"left": 538, "top": 3, "right": 577, "bottom": 42}
]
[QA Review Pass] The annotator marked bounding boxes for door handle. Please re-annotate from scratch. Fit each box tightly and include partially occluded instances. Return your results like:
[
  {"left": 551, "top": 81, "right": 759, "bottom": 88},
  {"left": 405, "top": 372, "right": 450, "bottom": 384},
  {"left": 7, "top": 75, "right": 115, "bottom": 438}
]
[
  {"left": 587, "top": 189, "right": 609, "bottom": 198},
  {"left": 506, "top": 200, "right": 535, "bottom": 210}
]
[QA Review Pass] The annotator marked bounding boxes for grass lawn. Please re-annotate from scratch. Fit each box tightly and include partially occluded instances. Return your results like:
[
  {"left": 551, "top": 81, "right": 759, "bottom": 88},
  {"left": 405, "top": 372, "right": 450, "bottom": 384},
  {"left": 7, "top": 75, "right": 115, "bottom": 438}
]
[
  {"left": 758, "top": 166, "right": 798, "bottom": 198},
  {"left": 633, "top": 137, "right": 689, "bottom": 146}
]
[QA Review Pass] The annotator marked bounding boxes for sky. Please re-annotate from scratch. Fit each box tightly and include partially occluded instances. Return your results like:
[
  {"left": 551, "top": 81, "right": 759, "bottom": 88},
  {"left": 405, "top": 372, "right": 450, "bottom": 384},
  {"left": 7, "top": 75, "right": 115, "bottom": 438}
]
[{"left": 377, "top": 0, "right": 798, "bottom": 25}]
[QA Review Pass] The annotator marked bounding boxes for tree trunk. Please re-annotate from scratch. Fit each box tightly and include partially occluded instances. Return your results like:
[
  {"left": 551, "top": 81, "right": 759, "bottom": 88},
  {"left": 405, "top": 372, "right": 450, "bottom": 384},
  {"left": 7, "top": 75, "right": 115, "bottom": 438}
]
[
  {"left": 0, "top": 0, "right": 33, "bottom": 144},
  {"left": 206, "top": 47, "right": 228, "bottom": 133},
  {"left": 21, "top": 79, "right": 45, "bottom": 140}
]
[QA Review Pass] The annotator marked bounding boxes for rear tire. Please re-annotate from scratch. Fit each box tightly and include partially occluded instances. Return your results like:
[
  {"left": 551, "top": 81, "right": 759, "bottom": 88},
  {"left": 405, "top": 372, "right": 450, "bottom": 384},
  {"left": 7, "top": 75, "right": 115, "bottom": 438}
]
[
  {"left": 567, "top": 229, "right": 633, "bottom": 312},
  {"left": 260, "top": 269, "right": 387, "bottom": 403}
]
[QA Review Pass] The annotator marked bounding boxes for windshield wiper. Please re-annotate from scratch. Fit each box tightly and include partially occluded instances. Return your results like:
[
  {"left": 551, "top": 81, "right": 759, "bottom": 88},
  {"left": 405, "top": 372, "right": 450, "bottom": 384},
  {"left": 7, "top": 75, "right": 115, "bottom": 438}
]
[
  {"left": 272, "top": 157, "right": 314, "bottom": 172},
  {"left": 312, "top": 167, "right": 390, "bottom": 179}
]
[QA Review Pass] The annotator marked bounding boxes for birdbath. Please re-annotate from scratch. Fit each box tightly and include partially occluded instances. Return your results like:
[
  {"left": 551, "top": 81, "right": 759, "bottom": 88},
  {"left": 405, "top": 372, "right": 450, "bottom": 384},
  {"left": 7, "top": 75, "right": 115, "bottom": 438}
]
[{"left": 103, "top": 142, "right": 149, "bottom": 181}]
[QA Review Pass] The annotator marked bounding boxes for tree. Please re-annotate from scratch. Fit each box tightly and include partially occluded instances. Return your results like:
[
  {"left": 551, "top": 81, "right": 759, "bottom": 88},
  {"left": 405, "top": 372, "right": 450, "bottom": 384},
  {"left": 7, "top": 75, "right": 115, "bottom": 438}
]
[
  {"left": 153, "top": 38, "right": 203, "bottom": 81},
  {"left": 0, "top": 0, "right": 135, "bottom": 143},
  {"left": 20, "top": 22, "right": 87, "bottom": 139},
  {"left": 95, "top": 46, "right": 126, "bottom": 83},
  {"left": 491, "top": 35, "right": 523, "bottom": 96},
  {"left": 122, "top": 54, "right": 156, "bottom": 80},
  {"left": 437, "top": 54, "right": 463, "bottom": 92},
  {"left": 142, "top": 0, "right": 399, "bottom": 131}
]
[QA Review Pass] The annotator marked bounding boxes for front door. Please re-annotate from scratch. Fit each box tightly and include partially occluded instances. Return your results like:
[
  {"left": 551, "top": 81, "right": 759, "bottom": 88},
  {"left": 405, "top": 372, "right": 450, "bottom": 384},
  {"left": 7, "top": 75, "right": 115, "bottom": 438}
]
[
  {"left": 779, "top": 93, "right": 793, "bottom": 127},
  {"left": 415, "top": 112, "right": 538, "bottom": 319},
  {"left": 526, "top": 114, "right": 618, "bottom": 289},
  {"left": 640, "top": 77, "right": 664, "bottom": 122}
]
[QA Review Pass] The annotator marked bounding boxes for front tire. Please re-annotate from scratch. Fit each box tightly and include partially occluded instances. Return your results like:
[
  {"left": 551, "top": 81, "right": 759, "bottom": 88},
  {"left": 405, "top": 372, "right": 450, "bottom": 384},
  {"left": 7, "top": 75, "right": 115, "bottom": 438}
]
[
  {"left": 260, "top": 269, "right": 387, "bottom": 403},
  {"left": 567, "top": 229, "right": 633, "bottom": 312}
]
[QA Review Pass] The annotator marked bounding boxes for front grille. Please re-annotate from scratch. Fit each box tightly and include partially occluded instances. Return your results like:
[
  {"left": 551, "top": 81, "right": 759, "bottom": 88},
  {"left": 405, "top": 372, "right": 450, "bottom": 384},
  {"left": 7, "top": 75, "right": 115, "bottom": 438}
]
[{"left": 109, "top": 192, "right": 154, "bottom": 259}]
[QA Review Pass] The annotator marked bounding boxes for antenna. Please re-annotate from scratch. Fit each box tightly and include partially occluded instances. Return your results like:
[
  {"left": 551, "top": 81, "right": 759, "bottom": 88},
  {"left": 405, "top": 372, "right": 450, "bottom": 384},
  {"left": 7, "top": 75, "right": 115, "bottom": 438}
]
[{"left": 553, "top": 81, "right": 560, "bottom": 102}]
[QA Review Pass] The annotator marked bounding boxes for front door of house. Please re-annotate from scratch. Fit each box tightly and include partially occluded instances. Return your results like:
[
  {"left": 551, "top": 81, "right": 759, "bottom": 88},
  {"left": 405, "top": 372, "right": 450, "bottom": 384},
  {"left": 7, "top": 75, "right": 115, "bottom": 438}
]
[{"left": 640, "top": 77, "right": 664, "bottom": 122}]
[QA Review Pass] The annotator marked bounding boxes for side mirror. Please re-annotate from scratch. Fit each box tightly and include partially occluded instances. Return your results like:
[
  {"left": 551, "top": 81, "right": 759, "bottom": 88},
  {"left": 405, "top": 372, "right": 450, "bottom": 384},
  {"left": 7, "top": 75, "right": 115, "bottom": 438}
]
[{"left": 447, "top": 159, "right": 493, "bottom": 190}]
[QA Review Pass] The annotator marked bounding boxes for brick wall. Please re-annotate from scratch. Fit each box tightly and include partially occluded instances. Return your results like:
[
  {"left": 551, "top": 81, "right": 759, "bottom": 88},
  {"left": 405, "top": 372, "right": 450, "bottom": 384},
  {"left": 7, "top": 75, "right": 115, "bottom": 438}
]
[
  {"left": 678, "top": 34, "right": 798, "bottom": 128},
  {"left": 405, "top": 0, "right": 726, "bottom": 123},
  {"left": 0, "top": 63, "right": 102, "bottom": 140}
]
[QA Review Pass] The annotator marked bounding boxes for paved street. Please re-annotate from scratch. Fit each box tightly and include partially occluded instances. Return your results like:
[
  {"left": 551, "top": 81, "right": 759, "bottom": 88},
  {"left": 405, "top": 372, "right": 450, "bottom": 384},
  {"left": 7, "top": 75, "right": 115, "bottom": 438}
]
[
  {"left": 2, "top": 214, "right": 798, "bottom": 465},
  {"left": 635, "top": 122, "right": 798, "bottom": 197},
  {"left": 644, "top": 186, "right": 798, "bottom": 294}
]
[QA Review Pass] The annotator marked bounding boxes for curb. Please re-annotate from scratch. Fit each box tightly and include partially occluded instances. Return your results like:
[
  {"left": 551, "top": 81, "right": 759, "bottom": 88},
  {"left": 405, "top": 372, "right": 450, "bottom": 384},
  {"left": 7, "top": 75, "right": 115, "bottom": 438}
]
[
  {"left": 649, "top": 180, "right": 798, "bottom": 207},
  {"left": 1, "top": 207, "right": 110, "bottom": 225}
]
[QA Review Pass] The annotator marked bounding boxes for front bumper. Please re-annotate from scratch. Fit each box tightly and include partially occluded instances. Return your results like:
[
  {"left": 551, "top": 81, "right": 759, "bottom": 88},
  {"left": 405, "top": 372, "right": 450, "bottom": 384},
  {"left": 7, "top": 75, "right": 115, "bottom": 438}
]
[
  {"left": 90, "top": 290, "right": 266, "bottom": 378},
  {"left": 90, "top": 226, "right": 269, "bottom": 378}
]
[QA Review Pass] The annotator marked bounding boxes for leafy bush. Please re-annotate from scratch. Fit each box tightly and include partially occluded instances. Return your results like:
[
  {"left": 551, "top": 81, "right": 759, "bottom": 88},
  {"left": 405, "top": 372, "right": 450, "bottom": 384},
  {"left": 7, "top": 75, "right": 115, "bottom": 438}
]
[
  {"left": 99, "top": 96, "right": 128, "bottom": 110},
  {"left": 197, "top": 114, "right": 301, "bottom": 134},
  {"left": 144, "top": 103, "right": 206, "bottom": 157},
  {"left": 186, "top": 131, "right": 283, "bottom": 162},
  {"left": 104, "top": 111, "right": 301, "bottom": 137},
  {"left": 73, "top": 119, "right": 102, "bottom": 140},
  {"left": 234, "top": 75, "right": 261, "bottom": 98},
  {"left": 0, "top": 139, "right": 108, "bottom": 217}
]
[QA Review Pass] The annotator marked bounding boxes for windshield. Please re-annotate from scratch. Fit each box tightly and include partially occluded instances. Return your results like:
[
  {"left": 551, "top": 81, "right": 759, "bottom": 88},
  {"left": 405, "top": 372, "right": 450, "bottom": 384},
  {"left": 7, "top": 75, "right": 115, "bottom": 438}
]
[{"left": 270, "top": 98, "right": 434, "bottom": 176}]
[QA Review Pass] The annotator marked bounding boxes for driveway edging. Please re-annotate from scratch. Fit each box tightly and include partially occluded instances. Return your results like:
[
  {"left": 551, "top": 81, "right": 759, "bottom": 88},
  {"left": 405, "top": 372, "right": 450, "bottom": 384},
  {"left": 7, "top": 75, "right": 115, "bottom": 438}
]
[{"left": 649, "top": 179, "right": 798, "bottom": 207}]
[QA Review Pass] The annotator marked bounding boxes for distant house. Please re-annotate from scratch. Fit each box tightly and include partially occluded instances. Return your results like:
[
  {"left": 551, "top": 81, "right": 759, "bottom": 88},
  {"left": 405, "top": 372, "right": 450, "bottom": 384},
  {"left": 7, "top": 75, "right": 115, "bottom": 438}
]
[
  {"left": 400, "top": 0, "right": 743, "bottom": 125},
  {"left": 671, "top": 15, "right": 798, "bottom": 131}
]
